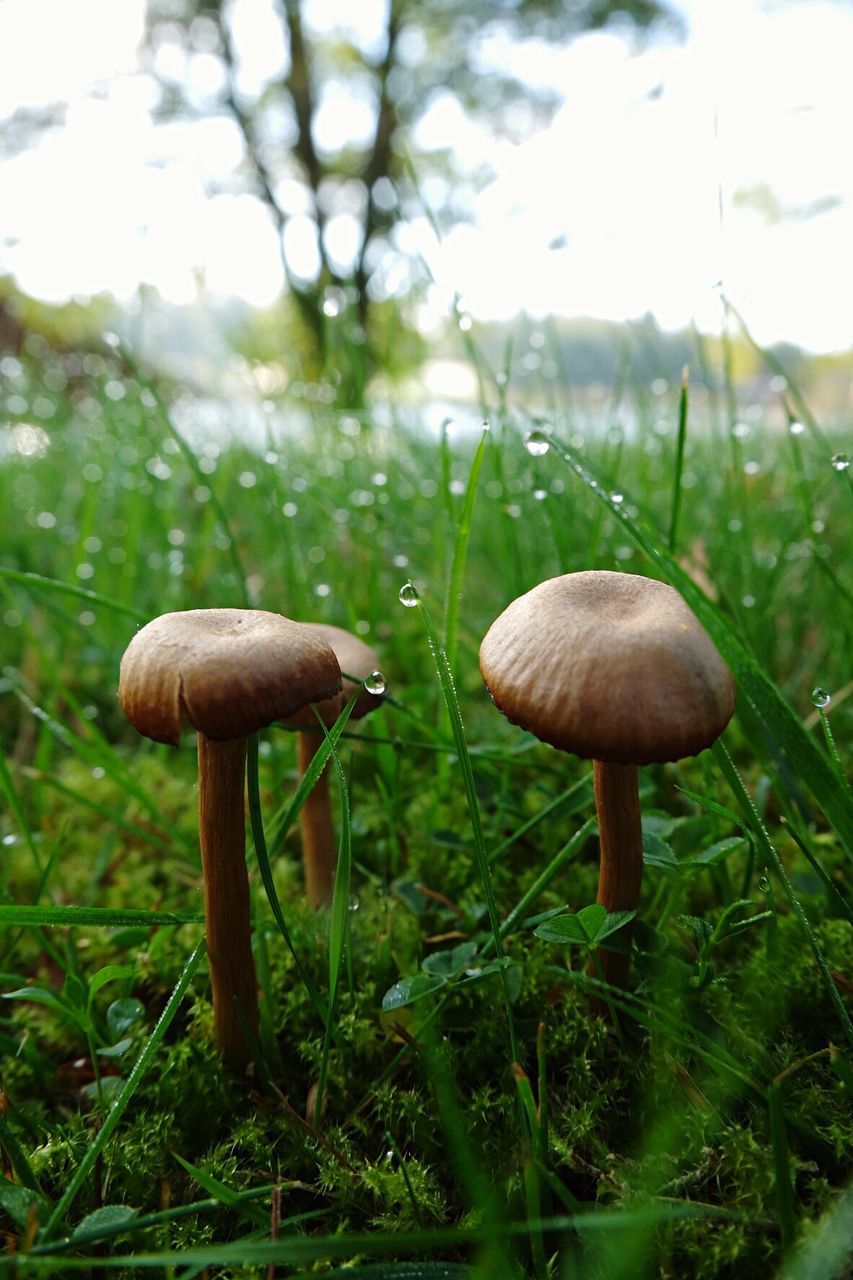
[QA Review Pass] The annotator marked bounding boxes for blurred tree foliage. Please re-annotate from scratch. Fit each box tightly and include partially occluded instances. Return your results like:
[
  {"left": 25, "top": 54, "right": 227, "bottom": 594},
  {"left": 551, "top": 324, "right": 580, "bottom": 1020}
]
[{"left": 142, "top": 0, "right": 681, "bottom": 402}]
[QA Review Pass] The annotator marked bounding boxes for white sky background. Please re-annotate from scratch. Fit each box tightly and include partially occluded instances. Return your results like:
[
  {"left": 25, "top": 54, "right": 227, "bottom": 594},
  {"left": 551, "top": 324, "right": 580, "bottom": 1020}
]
[{"left": 0, "top": 0, "right": 851, "bottom": 352}]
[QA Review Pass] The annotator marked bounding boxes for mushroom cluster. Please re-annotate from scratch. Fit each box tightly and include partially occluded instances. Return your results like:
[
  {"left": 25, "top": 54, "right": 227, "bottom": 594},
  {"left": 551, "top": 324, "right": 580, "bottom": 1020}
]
[
  {"left": 480, "top": 570, "right": 735, "bottom": 992},
  {"left": 119, "top": 608, "right": 342, "bottom": 1069},
  {"left": 117, "top": 571, "right": 733, "bottom": 1068}
]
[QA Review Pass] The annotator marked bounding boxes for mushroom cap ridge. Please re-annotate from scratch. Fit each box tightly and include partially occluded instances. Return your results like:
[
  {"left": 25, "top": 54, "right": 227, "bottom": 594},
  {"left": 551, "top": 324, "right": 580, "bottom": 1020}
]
[
  {"left": 119, "top": 609, "right": 342, "bottom": 745},
  {"left": 479, "top": 571, "right": 735, "bottom": 765}
]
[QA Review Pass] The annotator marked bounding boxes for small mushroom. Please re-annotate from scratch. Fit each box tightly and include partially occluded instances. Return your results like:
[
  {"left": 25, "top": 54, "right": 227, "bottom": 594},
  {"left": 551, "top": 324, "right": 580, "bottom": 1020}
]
[
  {"left": 119, "top": 609, "right": 341, "bottom": 1068},
  {"left": 293, "top": 624, "right": 384, "bottom": 909},
  {"left": 479, "top": 571, "right": 735, "bottom": 994}
]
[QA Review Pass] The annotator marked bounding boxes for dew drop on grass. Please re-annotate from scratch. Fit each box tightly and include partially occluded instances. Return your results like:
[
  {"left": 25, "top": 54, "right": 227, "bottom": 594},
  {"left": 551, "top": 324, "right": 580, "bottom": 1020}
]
[
  {"left": 523, "top": 430, "right": 550, "bottom": 456},
  {"left": 365, "top": 671, "right": 386, "bottom": 696},
  {"left": 831, "top": 452, "right": 849, "bottom": 472},
  {"left": 610, "top": 492, "right": 624, "bottom": 505},
  {"left": 789, "top": 421, "right": 805, "bottom": 436},
  {"left": 399, "top": 582, "right": 419, "bottom": 607},
  {"left": 811, "top": 687, "right": 832, "bottom": 708}
]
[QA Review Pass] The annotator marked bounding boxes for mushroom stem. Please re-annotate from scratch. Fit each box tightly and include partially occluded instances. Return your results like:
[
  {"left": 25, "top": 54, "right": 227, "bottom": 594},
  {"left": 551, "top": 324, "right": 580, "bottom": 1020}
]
[
  {"left": 592, "top": 760, "right": 643, "bottom": 992},
  {"left": 297, "top": 731, "right": 336, "bottom": 909},
  {"left": 197, "top": 733, "right": 259, "bottom": 1068}
]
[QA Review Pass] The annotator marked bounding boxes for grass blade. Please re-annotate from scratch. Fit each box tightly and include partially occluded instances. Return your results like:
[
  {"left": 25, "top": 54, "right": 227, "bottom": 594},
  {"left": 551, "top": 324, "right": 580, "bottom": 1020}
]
[
  {"left": 404, "top": 584, "right": 520, "bottom": 1065},
  {"left": 443, "top": 425, "right": 488, "bottom": 673},
  {"left": 15, "top": 1204, "right": 740, "bottom": 1272},
  {"left": 713, "top": 742, "right": 853, "bottom": 1048},
  {"left": 667, "top": 366, "right": 688, "bottom": 553},
  {"left": 246, "top": 732, "right": 329, "bottom": 1029},
  {"left": 0, "top": 905, "right": 201, "bottom": 927},
  {"left": 767, "top": 1081, "right": 796, "bottom": 1250},
  {"left": 0, "top": 567, "right": 148, "bottom": 622},
  {"left": 314, "top": 717, "right": 352, "bottom": 1122}
]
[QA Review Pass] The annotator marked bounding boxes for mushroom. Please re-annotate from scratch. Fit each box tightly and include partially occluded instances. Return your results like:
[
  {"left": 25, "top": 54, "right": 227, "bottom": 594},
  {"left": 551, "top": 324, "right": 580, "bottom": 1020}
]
[
  {"left": 479, "top": 571, "right": 735, "bottom": 994},
  {"left": 292, "top": 624, "right": 384, "bottom": 909},
  {"left": 119, "top": 609, "right": 341, "bottom": 1068}
]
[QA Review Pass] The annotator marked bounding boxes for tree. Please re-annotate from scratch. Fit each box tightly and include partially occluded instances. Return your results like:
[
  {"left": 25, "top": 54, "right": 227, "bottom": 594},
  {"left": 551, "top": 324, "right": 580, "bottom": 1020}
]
[{"left": 142, "top": 0, "right": 680, "bottom": 400}]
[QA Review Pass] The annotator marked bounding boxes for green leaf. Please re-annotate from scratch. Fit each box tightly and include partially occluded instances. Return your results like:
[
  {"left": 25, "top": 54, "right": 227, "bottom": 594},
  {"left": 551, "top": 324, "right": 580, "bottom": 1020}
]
[
  {"left": 685, "top": 836, "right": 747, "bottom": 867},
  {"left": 382, "top": 975, "right": 448, "bottom": 1011},
  {"left": 535, "top": 913, "right": 595, "bottom": 945},
  {"left": 642, "top": 831, "right": 678, "bottom": 868},
  {"left": 0, "top": 1179, "right": 46, "bottom": 1229},
  {"left": 3, "top": 987, "right": 73, "bottom": 1020},
  {"left": 96, "top": 1038, "right": 133, "bottom": 1059},
  {"left": 70, "top": 1205, "right": 137, "bottom": 1241},
  {"left": 534, "top": 907, "right": 636, "bottom": 946},
  {"left": 106, "top": 998, "right": 145, "bottom": 1038},
  {"left": 392, "top": 880, "right": 433, "bottom": 915},
  {"left": 87, "top": 964, "right": 135, "bottom": 1006},
  {"left": 422, "top": 942, "right": 478, "bottom": 978}
]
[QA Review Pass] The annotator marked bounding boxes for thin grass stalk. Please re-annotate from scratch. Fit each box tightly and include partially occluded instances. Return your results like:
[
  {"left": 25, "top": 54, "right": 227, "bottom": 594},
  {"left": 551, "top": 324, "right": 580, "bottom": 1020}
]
[
  {"left": 667, "top": 366, "right": 689, "bottom": 554},
  {"left": 246, "top": 732, "right": 329, "bottom": 1029},
  {"left": 713, "top": 741, "right": 853, "bottom": 1048},
  {"left": 41, "top": 939, "right": 205, "bottom": 1239},
  {"left": 314, "top": 719, "right": 352, "bottom": 1123},
  {"left": 15, "top": 1203, "right": 744, "bottom": 1273},
  {"left": 443, "top": 425, "right": 488, "bottom": 675},
  {"left": 768, "top": 1080, "right": 796, "bottom": 1250},
  {"left": 407, "top": 585, "right": 521, "bottom": 1066},
  {"left": 0, "top": 568, "right": 148, "bottom": 624}
]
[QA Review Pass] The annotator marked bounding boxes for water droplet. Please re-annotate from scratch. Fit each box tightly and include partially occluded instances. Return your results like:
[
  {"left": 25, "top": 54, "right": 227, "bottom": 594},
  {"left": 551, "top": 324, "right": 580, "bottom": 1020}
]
[
  {"left": 811, "top": 687, "right": 831, "bottom": 709},
  {"left": 399, "top": 582, "right": 419, "bottom": 608},
  {"left": 523, "top": 429, "right": 550, "bottom": 456},
  {"left": 610, "top": 492, "right": 624, "bottom": 505},
  {"left": 759, "top": 875, "right": 770, "bottom": 893},
  {"left": 458, "top": 313, "right": 473, "bottom": 332},
  {"left": 365, "top": 671, "right": 386, "bottom": 696},
  {"left": 831, "top": 452, "right": 849, "bottom": 472},
  {"left": 788, "top": 420, "right": 805, "bottom": 436},
  {"left": 732, "top": 422, "right": 750, "bottom": 440},
  {"left": 349, "top": 895, "right": 360, "bottom": 913},
  {"left": 533, "top": 488, "right": 547, "bottom": 501}
]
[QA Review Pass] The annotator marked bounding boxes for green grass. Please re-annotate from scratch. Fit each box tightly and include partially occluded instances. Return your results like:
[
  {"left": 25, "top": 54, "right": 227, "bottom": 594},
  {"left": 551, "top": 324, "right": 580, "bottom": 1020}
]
[{"left": 0, "top": 329, "right": 851, "bottom": 1279}]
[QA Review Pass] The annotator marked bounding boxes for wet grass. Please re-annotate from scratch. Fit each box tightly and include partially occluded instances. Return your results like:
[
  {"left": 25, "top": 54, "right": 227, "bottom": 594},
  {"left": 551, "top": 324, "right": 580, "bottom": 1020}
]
[{"left": 0, "top": 331, "right": 851, "bottom": 1278}]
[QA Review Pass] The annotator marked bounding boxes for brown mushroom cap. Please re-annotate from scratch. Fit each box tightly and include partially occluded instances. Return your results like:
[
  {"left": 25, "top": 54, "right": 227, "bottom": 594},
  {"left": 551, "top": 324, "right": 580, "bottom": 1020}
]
[
  {"left": 297, "top": 622, "right": 384, "bottom": 726},
  {"left": 119, "top": 609, "right": 342, "bottom": 745},
  {"left": 479, "top": 571, "right": 735, "bottom": 765}
]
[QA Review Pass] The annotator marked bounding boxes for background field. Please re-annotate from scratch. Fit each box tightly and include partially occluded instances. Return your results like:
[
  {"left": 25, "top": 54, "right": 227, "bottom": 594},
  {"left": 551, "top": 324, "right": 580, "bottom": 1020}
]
[{"left": 0, "top": 323, "right": 851, "bottom": 1276}]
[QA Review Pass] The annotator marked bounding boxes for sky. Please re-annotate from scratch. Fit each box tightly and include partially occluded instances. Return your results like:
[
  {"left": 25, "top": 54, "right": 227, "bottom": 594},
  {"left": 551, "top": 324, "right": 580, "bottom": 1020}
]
[{"left": 1, "top": 0, "right": 851, "bottom": 352}]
